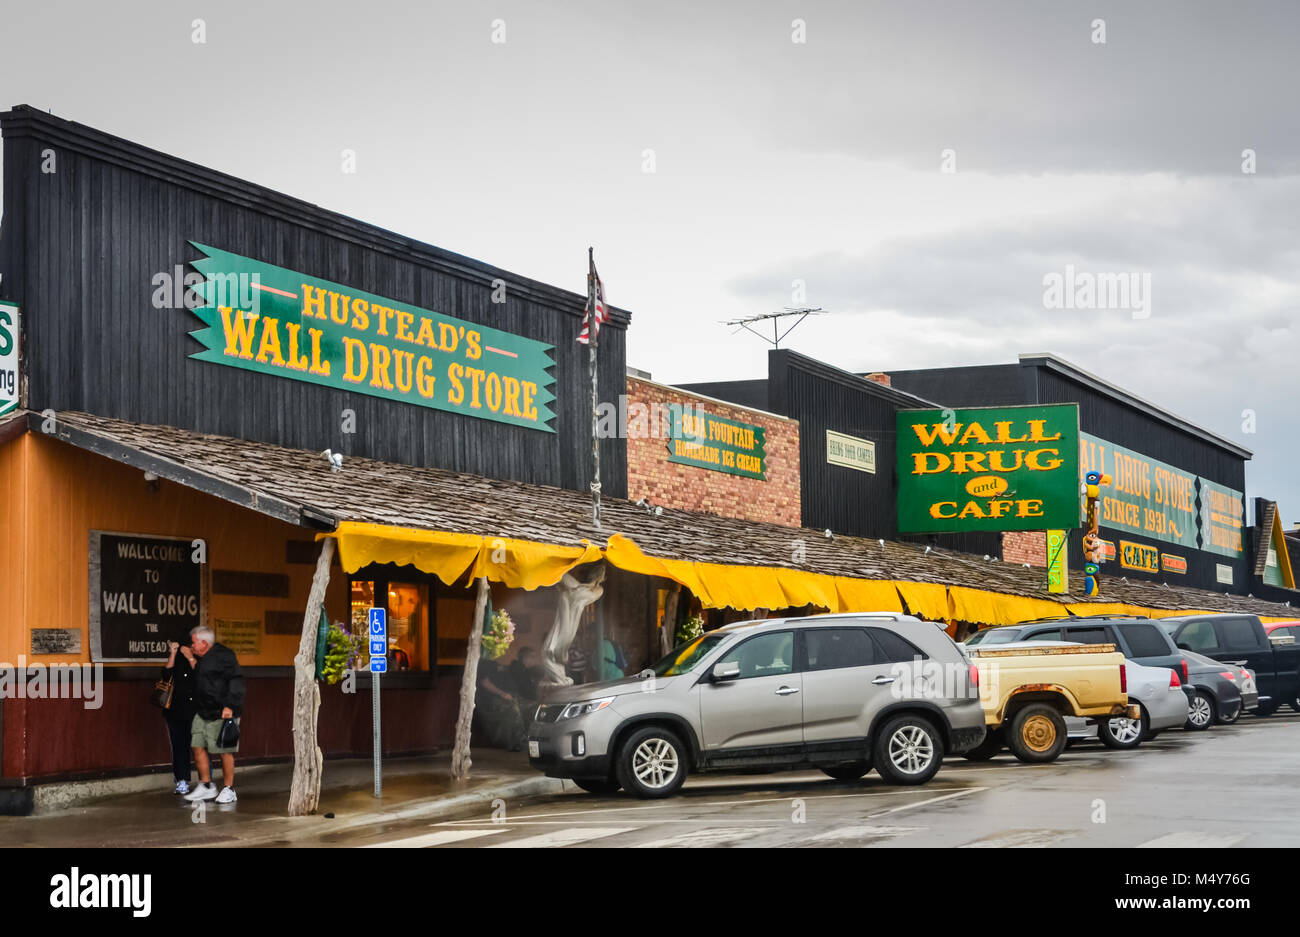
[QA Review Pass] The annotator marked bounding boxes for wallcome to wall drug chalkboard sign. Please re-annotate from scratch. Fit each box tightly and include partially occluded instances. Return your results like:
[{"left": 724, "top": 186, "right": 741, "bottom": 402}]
[{"left": 89, "top": 532, "right": 208, "bottom": 662}]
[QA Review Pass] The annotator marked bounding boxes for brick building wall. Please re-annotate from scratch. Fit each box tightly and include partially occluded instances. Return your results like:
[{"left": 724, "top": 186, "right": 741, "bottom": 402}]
[
  {"left": 625, "top": 376, "right": 801, "bottom": 527},
  {"left": 1002, "top": 530, "right": 1047, "bottom": 567}
]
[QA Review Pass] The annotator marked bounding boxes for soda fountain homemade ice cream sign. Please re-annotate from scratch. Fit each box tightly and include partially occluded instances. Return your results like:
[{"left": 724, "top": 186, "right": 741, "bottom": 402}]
[{"left": 896, "top": 404, "right": 1080, "bottom": 533}]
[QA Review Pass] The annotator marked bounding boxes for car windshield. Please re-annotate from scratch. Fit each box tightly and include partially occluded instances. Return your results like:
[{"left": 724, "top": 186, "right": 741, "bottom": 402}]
[
  {"left": 969, "top": 628, "right": 1023, "bottom": 646},
  {"left": 651, "top": 634, "right": 729, "bottom": 676}
]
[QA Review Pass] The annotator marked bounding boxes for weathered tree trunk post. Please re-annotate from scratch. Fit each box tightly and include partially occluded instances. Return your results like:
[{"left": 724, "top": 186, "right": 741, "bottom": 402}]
[
  {"left": 288, "top": 536, "right": 334, "bottom": 816},
  {"left": 451, "top": 576, "right": 491, "bottom": 780},
  {"left": 660, "top": 583, "right": 681, "bottom": 657}
]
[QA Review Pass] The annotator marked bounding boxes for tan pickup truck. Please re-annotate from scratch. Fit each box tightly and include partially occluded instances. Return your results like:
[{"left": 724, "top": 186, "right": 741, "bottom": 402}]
[{"left": 963, "top": 642, "right": 1139, "bottom": 763}]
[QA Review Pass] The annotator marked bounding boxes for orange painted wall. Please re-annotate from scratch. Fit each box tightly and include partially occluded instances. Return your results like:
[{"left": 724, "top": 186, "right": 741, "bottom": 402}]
[
  {"left": 0, "top": 431, "right": 29, "bottom": 665},
  {"left": 3, "top": 431, "right": 346, "bottom": 666}
]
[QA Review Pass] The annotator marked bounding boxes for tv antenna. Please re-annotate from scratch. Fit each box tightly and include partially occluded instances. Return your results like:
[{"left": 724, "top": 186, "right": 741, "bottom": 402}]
[{"left": 722, "top": 306, "right": 827, "bottom": 349}]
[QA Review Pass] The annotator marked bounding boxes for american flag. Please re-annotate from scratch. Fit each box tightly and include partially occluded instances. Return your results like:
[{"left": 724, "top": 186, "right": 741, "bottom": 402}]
[{"left": 576, "top": 267, "right": 608, "bottom": 345}]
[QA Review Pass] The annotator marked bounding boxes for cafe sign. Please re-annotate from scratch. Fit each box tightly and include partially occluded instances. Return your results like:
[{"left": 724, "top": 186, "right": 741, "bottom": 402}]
[
  {"left": 1119, "top": 540, "right": 1160, "bottom": 573},
  {"left": 667, "top": 409, "right": 766, "bottom": 480},
  {"left": 185, "top": 244, "right": 557, "bottom": 432},
  {"left": 896, "top": 404, "right": 1080, "bottom": 533}
]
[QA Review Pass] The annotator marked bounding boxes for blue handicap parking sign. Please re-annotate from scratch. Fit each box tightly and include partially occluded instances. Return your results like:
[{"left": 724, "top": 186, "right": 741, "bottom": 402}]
[{"left": 368, "top": 607, "right": 387, "bottom": 673}]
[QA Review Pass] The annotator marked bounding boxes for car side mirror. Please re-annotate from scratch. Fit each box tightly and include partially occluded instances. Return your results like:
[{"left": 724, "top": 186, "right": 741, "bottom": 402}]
[
  {"left": 711, "top": 661, "right": 741, "bottom": 681},
  {"left": 1175, "top": 641, "right": 1191, "bottom": 651}
]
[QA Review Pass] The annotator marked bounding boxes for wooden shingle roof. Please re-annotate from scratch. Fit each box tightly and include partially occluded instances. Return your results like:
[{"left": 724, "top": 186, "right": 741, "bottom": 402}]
[{"left": 26, "top": 410, "right": 1298, "bottom": 620}]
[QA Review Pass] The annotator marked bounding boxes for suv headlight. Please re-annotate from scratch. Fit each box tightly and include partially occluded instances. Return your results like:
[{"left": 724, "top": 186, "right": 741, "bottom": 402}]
[{"left": 559, "top": 697, "right": 614, "bottom": 720}]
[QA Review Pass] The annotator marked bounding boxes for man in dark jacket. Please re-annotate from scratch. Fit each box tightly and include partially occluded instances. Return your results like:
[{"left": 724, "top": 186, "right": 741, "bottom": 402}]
[{"left": 182, "top": 626, "right": 245, "bottom": 804}]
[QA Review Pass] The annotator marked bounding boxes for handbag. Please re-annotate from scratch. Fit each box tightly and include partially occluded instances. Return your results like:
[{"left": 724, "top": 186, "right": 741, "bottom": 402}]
[
  {"left": 150, "top": 674, "right": 174, "bottom": 710},
  {"left": 217, "top": 717, "right": 240, "bottom": 747}
]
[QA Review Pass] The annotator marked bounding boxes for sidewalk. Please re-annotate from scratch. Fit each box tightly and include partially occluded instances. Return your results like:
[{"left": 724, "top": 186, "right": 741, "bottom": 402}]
[{"left": 0, "top": 750, "right": 565, "bottom": 848}]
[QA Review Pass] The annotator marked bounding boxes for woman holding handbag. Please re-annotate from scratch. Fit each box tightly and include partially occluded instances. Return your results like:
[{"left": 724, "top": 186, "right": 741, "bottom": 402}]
[{"left": 158, "top": 640, "right": 197, "bottom": 794}]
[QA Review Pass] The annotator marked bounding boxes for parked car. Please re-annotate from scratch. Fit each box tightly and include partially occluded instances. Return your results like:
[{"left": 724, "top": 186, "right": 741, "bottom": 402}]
[
  {"left": 999, "top": 616, "right": 1246, "bottom": 730},
  {"left": 1178, "top": 650, "right": 1255, "bottom": 724},
  {"left": 1262, "top": 620, "right": 1300, "bottom": 640},
  {"left": 1064, "top": 654, "right": 1190, "bottom": 748},
  {"left": 963, "top": 640, "right": 1136, "bottom": 763},
  {"left": 1158, "top": 614, "right": 1300, "bottom": 715},
  {"left": 527, "top": 613, "right": 987, "bottom": 798}
]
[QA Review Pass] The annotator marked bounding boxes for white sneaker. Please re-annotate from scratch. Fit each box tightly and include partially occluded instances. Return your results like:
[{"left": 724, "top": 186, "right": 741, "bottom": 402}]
[
  {"left": 174, "top": 780, "right": 190, "bottom": 795},
  {"left": 184, "top": 782, "right": 218, "bottom": 802},
  {"left": 215, "top": 786, "right": 237, "bottom": 804}
]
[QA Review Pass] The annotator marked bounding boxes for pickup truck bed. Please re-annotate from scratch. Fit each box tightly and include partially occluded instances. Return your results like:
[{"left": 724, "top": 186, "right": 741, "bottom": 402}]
[{"left": 965, "top": 642, "right": 1135, "bottom": 764}]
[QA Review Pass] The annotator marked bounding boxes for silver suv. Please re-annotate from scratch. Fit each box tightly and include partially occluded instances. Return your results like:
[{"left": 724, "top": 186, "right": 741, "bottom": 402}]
[{"left": 526, "top": 613, "right": 987, "bottom": 798}]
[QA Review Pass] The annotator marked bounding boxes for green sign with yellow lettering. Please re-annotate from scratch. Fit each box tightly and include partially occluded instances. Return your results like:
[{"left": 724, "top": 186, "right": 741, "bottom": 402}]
[
  {"left": 667, "top": 409, "right": 766, "bottom": 480},
  {"left": 185, "top": 244, "right": 556, "bottom": 431},
  {"left": 897, "top": 404, "right": 1080, "bottom": 533}
]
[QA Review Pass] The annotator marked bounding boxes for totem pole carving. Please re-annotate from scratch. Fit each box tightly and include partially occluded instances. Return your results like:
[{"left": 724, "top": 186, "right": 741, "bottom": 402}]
[{"left": 1081, "top": 470, "right": 1112, "bottom": 597}]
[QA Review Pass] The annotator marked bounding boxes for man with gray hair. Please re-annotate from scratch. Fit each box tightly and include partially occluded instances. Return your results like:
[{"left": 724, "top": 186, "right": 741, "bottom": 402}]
[{"left": 182, "top": 625, "right": 245, "bottom": 804}]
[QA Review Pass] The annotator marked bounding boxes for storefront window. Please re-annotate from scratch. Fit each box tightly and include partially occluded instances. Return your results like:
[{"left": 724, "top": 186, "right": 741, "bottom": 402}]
[{"left": 348, "top": 576, "right": 429, "bottom": 671}]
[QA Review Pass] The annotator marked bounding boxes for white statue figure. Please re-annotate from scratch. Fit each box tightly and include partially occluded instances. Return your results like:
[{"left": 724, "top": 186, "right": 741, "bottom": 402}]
[{"left": 540, "top": 565, "right": 606, "bottom": 686}]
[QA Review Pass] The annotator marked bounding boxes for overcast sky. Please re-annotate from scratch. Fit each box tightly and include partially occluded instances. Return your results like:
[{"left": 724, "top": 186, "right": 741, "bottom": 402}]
[{"left": 2, "top": 1, "right": 1297, "bottom": 522}]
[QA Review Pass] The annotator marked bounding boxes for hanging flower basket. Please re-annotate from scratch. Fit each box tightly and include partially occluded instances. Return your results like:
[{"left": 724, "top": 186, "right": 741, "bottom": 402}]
[{"left": 481, "top": 609, "right": 516, "bottom": 660}]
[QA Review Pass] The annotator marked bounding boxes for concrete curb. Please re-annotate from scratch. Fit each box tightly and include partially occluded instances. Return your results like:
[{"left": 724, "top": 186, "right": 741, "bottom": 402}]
[
  {"left": 218, "top": 774, "right": 567, "bottom": 846},
  {"left": 31, "top": 764, "right": 278, "bottom": 815}
]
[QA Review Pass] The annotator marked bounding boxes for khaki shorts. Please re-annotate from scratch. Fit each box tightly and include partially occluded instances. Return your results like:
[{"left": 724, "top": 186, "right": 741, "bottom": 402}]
[{"left": 191, "top": 715, "right": 240, "bottom": 754}]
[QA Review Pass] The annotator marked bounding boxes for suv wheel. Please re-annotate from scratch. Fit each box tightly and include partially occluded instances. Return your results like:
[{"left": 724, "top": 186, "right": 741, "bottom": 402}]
[
  {"left": 571, "top": 778, "right": 621, "bottom": 795},
  {"left": 873, "top": 714, "right": 943, "bottom": 785},
  {"left": 1007, "top": 703, "right": 1067, "bottom": 763},
  {"left": 819, "top": 761, "right": 871, "bottom": 781},
  {"left": 615, "top": 726, "right": 687, "bottom": 799},
  {"left": 1290, "top": 693, "right": 1300, "bottom": 715},
  {"left": 1185, "top": 690, "right": 1214, "bottom": 730},
  {"left": 1098, "top": 706, "right": 1146, "bottom": 750}
]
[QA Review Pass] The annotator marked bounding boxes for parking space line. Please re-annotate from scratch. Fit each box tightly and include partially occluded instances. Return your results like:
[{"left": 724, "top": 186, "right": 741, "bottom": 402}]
[
  {"left": 360, "top": 828, "right": 508, "bottom": 848},
  {"left": 487, "top": 827, "right": 637, "bottom": 848},
  {"left": 434, "top": 786, "right": 973, "bottom": 826},
  {"left": 632, "top": 827, "right": 765, "bottom": 848},
  {"left": 1136, "top": 831, "right": 1247, "bottom": 848}
]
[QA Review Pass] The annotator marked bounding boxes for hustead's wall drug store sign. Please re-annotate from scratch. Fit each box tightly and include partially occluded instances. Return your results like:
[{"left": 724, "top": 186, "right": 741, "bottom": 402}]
[
  {"left": 184, "top": 244, "right": 558, "bottom": 432},
  {"left": 897, "top": 404, "right": 1080, "bottom": 533}
]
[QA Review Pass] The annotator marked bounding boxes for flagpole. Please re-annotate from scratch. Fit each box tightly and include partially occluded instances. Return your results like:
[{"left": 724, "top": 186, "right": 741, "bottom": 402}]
[{"left": 588, "top": 246, "right": 601, "bottom": 528}]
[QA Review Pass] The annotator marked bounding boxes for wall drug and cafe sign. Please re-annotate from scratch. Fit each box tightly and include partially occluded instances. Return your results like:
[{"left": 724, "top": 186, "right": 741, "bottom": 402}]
[
  {"left": 184, "top": 244, "right": 557, "bottom": 431},
  {"left": 896, "top": 404, "right": 1080, "bottom": 533},
  {"left": 667, "top": 409, "right": 766, "bottom": 480}
]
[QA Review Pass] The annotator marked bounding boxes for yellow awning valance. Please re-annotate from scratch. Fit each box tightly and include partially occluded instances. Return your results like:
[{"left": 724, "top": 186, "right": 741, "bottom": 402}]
[
  {"left": 326, "top": 523, "right": 1273, "bottom": 626},
  {"left": 332, "top": 522, "right": 600, "bottom": 591}
]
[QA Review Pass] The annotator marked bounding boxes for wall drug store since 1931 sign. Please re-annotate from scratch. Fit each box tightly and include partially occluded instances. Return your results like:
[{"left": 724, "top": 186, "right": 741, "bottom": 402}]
[
  {"left": 183, "top": 244, "right": 558, "bottom": 431},
  {"left": 896, "top": 404, "right": 1080, "bottom": 533},
  {"left": 89, "top": 532, "right": 208, "bottom": 662},
  {"left": 1078, "top": 433, "right": 1245, "bottom": 563}
]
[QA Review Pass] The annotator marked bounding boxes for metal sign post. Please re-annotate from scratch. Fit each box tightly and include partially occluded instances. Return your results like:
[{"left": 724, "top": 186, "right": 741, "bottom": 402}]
[{"left": 368, "top": 606, "right": 387, "bottom": 798}]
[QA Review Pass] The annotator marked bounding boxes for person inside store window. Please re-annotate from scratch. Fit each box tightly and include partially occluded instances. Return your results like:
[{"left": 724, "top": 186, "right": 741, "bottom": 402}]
[{"left": 476, "top": 651, "right": 525, "bottom": 751}]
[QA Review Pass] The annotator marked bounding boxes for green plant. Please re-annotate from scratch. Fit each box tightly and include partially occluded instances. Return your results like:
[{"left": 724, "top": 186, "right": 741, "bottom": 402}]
[
  {"left": 675, "top": 614, "right": 704, "bottom": 647},
  {"left": 320, "top": 622, "right": 363, "bottom": 684},
  {"left": 481, "top": 608, "right": 515, "bottom": 660}
]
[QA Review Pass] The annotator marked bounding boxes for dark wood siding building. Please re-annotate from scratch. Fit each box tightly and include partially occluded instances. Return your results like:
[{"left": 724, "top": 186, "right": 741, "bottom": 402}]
[
  {"left": 0, "top": 105, "right": 627, "bottom": 496},
  {"left": 889, "top": 355, "right": 1252, "bottom": 594},
  {"left": 681, "top": 349, "right": 1001, "bottom": 557}
]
